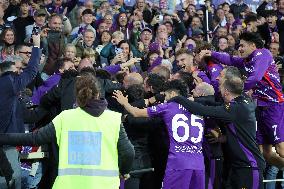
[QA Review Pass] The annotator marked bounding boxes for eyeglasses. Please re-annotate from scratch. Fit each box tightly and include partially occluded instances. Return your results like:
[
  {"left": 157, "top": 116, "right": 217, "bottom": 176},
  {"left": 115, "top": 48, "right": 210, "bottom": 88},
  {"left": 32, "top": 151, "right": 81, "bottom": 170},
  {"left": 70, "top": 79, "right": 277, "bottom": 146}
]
[
  {"left": 19, "top": 51, "right": 32, "bottom": 55},
  {"left": 120, "top": 16, "right": 127, "bottom": 19}
]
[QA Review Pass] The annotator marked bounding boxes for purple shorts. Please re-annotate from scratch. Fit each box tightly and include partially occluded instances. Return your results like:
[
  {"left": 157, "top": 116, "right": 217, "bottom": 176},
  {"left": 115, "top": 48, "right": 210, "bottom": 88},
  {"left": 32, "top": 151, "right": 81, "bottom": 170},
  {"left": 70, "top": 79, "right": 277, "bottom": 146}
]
[
  {"left": 256, "top": 103, "right": 284, "bottom": 145},
  {"left": 162, "top": 169, "right": 205, "bottom": 189}
]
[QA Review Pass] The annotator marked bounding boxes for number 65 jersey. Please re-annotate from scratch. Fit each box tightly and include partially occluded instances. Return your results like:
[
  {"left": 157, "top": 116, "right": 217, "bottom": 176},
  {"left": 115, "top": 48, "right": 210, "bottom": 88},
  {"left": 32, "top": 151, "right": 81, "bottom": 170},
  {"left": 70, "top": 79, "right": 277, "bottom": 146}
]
[{"left": 147, "top": 102, "right": 205, "bottom": 171}]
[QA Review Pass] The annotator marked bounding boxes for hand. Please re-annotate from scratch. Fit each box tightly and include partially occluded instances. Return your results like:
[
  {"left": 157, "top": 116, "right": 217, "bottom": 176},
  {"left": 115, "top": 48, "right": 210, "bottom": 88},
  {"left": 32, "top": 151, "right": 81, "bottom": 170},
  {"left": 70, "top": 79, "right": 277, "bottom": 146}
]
[
  {"left": 172, "top": 13, "right": 181, "bottom": 22},
  {"left": 187, "top": 96, "right": 194, "bottom": 101},
  {"left": 138, "top": 42, "right": 144, "bottom": 52},
  {"left": 199, "top": 50, "right": 212, "bottom": 59},
  {"left": 245, "top": 89, "right": 253, "bottom": 97},
  {"left": 32, "top": 33, "right": 41, "bottom": 47},
  {"left": 165, "top": 47, "right": 172, "bottom": 59},
  {"left": 40, "top": 28, "right": 49, "bottom": 38},
  {"left": 192, "top": 71, "right": 203, "bottom": 85},
  {"left": 151, "top": 15, "right": 160, "bottom": 25},
  {"left": 112, "top": 53, "right": 124, "bottom": 64},
  {"left": 113, "top": 90, "right": 129, "bottom": 106},
  {"left": 45, "top": 8, "right": 51, "bottom": 17},
  {"left": 73, "top": 57, "right": 81, "bottom": 66},
  {"left": 120, "top": 174, "right": 130, "bottom": 180},
  {"left": 175, "top": 39, "right": 183, "bottom": 52},
  {"left": 206, "top": 128, "right": 222, "bottom": 143},
  {"left": 62, "top": 7, "right": 68, "bottom": 16},
  {"left": 122, "top": 57, "right": 142, "bottom": 67}
]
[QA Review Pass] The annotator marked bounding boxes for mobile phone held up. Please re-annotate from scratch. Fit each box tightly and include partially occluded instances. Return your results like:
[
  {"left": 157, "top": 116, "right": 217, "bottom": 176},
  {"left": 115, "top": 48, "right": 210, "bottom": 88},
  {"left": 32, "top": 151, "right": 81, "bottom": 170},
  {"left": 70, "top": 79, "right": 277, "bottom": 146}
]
[
  {"left": 115, "top": 48, "right": 123, "bottom": 55},
  {"left": 32, "top": 26, "right": 40, "bottom": 35}
]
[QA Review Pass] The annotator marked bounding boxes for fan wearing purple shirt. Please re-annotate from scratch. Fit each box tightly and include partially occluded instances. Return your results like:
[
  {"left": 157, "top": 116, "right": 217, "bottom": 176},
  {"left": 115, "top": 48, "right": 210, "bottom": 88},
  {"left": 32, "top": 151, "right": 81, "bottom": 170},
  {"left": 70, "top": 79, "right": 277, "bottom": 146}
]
[
  {"left": 199, "top": 32, "right": 284, "bottom": 170},
  {"left": 113, "top": 80, "right": 205, "bottom": 189}
]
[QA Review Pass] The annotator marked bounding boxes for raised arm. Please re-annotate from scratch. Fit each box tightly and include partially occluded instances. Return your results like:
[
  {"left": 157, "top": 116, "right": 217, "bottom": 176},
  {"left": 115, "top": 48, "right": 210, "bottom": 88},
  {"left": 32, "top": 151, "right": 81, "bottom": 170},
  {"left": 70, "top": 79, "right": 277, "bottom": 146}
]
[
  {"left": 199, "top": 50, "right": 244, "bottom": 68},
  {"left": 244, "top": 50, "right": 271, "bottom": 90},
  {"left": 0, "top": 123, "right": 56, "bottom": 146},
  {"left": 13, "top": 35, "right": 41, "bottom": 93},
  {"left": 113, "top": 90, "right": 148, "bottom": 117},
  {"left": 168, "top": 96, "right": 232, "bottom": 121}
]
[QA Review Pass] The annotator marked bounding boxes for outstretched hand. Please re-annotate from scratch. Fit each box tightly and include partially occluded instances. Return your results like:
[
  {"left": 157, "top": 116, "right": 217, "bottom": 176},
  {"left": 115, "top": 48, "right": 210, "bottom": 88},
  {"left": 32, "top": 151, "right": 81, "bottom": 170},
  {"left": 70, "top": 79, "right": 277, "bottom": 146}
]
[
  {"left": 199, "top": 50, "right": 212, "bottom": 59},
  {"left": 113, "top": 90, "right": 129, "bottom": 106}
]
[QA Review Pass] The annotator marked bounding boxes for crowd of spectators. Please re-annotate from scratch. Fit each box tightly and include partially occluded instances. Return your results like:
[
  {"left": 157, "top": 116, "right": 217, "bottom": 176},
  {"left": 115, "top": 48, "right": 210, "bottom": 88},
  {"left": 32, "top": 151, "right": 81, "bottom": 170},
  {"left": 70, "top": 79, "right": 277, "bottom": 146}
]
[{"left": 0, "top": 0, "right": 284, "bottom": 188}]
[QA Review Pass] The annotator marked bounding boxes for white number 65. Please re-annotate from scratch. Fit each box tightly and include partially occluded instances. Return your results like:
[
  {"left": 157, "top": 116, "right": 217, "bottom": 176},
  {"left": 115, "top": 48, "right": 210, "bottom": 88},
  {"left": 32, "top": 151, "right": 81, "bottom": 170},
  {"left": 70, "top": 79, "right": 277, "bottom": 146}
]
[{"left": 172, "top": 114, "right": 203, "bottom": 143}]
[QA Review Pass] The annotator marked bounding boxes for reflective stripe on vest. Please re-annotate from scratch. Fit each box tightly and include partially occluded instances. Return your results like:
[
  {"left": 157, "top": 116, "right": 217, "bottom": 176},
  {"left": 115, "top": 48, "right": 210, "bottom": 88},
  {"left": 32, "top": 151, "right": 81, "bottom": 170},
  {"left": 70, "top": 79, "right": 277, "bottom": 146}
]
[{"left": 58, "top": 168, "right": 119, "bottom": 177}]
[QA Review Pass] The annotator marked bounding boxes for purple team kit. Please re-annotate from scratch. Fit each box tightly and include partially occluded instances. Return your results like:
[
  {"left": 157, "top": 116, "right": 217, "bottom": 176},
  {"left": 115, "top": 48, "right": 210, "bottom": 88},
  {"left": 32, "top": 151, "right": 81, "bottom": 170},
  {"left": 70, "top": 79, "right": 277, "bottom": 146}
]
[{"left": 147, "top": 102, "right": 205, "bottom": 189}]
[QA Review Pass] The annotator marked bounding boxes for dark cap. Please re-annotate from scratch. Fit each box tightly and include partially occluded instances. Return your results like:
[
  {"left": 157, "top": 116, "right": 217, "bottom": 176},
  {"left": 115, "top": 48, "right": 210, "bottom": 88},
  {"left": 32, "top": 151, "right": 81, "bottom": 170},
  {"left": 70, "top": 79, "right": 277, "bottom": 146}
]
[
  {"left": 82, "top": 9, "right": 94, "bottom": 16},
  {"left": 34, "top": 9, "right": 47, "bottom": 17},
  {"left": 192, "top": 29, "right": 204, "bottom": 37},
  {"left": 142, "top": 27, "right": 152, "bottom": 34}
]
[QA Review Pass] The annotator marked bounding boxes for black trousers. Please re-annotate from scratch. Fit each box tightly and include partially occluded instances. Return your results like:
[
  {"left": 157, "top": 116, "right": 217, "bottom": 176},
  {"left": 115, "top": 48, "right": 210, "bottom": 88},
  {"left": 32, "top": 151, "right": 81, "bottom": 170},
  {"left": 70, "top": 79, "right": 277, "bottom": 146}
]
[{"left": 225, "top": 167, "right": 264, "bottom": 189}]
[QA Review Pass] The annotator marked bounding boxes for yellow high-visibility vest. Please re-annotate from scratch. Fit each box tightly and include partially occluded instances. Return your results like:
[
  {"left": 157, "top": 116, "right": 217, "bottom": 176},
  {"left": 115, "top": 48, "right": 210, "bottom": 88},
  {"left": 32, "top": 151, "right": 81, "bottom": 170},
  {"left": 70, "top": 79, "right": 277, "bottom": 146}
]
[{"left": 52, "top": 107, "right": 121, "bottom": 189}]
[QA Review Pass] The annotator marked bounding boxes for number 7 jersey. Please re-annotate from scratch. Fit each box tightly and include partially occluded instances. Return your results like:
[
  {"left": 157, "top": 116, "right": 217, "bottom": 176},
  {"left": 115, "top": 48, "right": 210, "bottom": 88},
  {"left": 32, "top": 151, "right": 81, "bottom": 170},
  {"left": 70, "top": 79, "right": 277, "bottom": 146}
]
[{"left": 147, "top": 102, "right": 205, "bottom": 171}]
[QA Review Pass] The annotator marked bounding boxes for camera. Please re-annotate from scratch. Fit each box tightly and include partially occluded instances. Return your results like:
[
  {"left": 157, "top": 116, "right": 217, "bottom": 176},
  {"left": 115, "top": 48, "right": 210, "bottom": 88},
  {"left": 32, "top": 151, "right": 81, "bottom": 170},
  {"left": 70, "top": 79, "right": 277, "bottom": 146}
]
[{"left": 32, "top": 26, "right": 40, "bottom": 35}]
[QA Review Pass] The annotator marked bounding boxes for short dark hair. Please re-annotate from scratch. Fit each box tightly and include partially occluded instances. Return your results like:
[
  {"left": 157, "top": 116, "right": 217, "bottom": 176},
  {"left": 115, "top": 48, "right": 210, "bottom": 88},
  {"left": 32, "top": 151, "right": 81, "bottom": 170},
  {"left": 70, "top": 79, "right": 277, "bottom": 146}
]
[
  {"left": 239, "top": 32, "right": 264, "bottom": 48},
  {"left": 0, "top": 61, "right": 14, "bottom": 74},
  {"left": 222, "top": 67, "right": 244, "bottom": 95},
  {"left": 164, "top": 79, "right": 188, "bottom": 97},
  {"left": 244, "top": 13, "right": 257, "bottom": 24},
  {"left": 176, "top": 71, "right": 195, "bottom": 93},
  {"left": 57, "top": 58, "right": 73, "bottom": 70},
  {"left": 126, "top": 84, "right": 144, "bottom": 103},
  {"left": 146, "top": 73, "right": 165, "bottom": 94}
]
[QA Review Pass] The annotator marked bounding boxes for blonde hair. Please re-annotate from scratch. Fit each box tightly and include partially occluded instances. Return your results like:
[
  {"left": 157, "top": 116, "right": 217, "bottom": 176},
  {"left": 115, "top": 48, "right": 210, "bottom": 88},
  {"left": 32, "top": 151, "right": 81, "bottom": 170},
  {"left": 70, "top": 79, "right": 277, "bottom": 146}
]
[
  {"left": 65, "top": 44, "right": 76, "bottom": 53},
  {"left": 112, "top": 31, "right": 124, "bottom": 39},
  {"left": 83, "top": 48, "right": 98, "bottom": 59}
]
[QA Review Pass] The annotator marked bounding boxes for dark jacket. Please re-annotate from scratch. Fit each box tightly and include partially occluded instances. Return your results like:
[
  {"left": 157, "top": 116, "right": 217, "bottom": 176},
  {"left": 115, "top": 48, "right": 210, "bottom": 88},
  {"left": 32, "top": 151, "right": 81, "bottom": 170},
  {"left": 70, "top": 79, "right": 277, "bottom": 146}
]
[
  {"left": 169, "top": 95, "right": 266, "bottom": 170},
  {"left": 0, "top": 102, "right": 135, "bottom": 175},
  {"left": 40, "top": 73, "right": 121, "bottom": 119},
  {"left": 230, "top": 3, "right": 249, "bottom": 19},
  {"left": 0, "top": 147, "right": 13, "bottom": 185},
  {"left": 42, "top": 31, "right": 65, "bottom": 75},
  {"left": 0, "top": 47, "right": 41, "bottom": 133}
]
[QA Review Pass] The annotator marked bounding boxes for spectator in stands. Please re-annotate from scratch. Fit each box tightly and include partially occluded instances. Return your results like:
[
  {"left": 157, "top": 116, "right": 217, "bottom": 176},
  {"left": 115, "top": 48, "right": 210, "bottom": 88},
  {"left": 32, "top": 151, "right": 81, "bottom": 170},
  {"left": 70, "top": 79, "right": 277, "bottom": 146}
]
[
  {"left": 0, "top": 34, "right": 41, "bottom": 189},
  {"left": 0, "top": 28, "right": 16, "bottom": 62},
  {"left": 25, "top": 9, "right": 47, "bottom": 42},
  {"left": 45, "top": 0, "right": 77, "bottom": 15},
  {"left": 230, "top": 0, "right": 249, "bottom": 18},
  {"left": 13, "top": 0, "right": 34, "bottom": 44},
  {"left": 70, "top": 9, "right": 96, "bottom": 41},
  {"left": 41, "top": 15, "right": 66, "bottom": 77}
]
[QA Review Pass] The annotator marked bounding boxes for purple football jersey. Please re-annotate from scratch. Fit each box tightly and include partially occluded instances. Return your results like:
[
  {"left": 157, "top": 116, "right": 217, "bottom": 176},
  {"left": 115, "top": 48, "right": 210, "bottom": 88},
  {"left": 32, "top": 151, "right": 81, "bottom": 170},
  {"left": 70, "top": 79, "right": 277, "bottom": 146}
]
[{"left": 147, "top": 102, "right": 205, "bottom": 170}]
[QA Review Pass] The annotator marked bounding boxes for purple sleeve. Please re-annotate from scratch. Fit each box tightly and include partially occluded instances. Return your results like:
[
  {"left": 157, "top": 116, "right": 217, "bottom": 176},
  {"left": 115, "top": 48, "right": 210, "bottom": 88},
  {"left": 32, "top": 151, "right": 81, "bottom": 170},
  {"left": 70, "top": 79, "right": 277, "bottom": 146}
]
[
  {"left": 244, "top": 50, "right": 271, "bottom": 90},
  {"left": 197, "top": 71, "right": 211, "bottom": 84},
  {"left": 147, "top": 103, "right": 168, "bottom": 118},
  {"left": 211, "top": 51, "right": 244, "bottom": 68},
  {"left": 103, "top": 64, "right": 121, "bottom": 75},
  {"left": 208, "top": 64, "right": 223, "bottom": 93}
]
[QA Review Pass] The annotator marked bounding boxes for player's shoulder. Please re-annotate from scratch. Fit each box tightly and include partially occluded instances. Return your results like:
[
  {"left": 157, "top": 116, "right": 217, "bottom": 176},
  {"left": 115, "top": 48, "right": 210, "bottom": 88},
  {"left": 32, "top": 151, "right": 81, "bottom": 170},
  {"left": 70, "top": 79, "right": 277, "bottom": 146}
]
[{"left": 254, "top": 48, "right": 272, "bottom": 57}]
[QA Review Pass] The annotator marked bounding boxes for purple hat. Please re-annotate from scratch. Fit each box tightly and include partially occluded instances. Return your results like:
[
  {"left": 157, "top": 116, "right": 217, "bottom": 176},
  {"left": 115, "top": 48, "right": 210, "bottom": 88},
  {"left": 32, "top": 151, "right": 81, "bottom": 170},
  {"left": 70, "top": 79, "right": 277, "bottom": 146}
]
[{"left": 148, "top": 42, "right": 160, "bottom": 53}]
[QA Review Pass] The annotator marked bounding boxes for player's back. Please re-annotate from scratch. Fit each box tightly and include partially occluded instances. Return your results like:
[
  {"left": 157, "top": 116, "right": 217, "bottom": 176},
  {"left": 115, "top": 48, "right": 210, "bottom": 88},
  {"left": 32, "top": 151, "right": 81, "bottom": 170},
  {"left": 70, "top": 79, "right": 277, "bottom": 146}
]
[{"left": 148, "top": 102, "right": 205, "bottom": 171}]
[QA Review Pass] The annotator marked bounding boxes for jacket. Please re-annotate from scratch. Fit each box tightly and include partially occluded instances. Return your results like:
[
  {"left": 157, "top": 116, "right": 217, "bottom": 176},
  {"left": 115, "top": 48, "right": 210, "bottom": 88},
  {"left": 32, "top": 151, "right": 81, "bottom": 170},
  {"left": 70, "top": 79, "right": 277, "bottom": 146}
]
[
  {"left": 0, "top": 47, "right": 41, "bottom": 133},
  {"left": 169, "top": 95, "right": 266, "bottom": 170}
]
